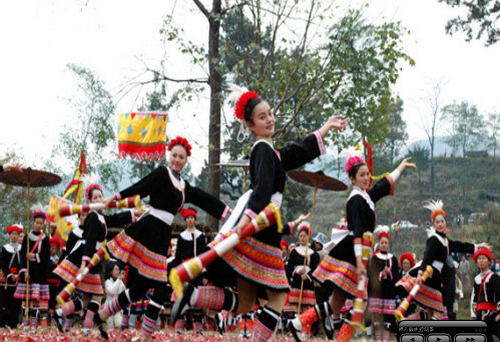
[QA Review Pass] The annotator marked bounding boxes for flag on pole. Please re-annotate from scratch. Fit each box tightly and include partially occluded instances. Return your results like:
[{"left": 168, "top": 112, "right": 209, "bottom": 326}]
[
  {"left": 62, "top": 150, "right": 87, "bottom": 204},
  {"left": 117, "top": 113, "right": 168, "bottom": 161},
  {"left": 47, "top": 151, "right": 87, "bottom": 244}
]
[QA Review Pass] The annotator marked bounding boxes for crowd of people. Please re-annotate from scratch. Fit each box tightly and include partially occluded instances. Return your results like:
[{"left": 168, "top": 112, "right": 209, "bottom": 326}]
[{"left": 0, "top": 90, "right": 498, "bottom": 342}]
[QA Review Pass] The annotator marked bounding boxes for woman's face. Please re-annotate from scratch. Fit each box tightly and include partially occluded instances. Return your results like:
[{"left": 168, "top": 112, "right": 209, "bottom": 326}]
[
  {"left": 169, "top": 145, "right": 188, "bottom": 173},
  {"left": 379, "top": 237, "right": 389, "bottom": 252},
  {"left": 476, "top": 255, "right": 490, "bottom": 272},
  {"left": 433, "top": 214, "right": 447, "bottom": 233},
  {"left": 111, "top": 264, "right": 120, "bottom": 279},
  {"left": 351, "top": 165, "right": 371, "bottom": 191},
  {"left": 246, "top": 101, "right": 275, "bottom": 138},
  {"left": 314, "top": 242, "right": 322, "bottom": 252},
  {"left": 185, "top": 215, "right": 196, "bottom": 229},
  {"left": 18, "top": 232, "right": 25, "bottom": 243},
  {"left": 90, "top": 189, "right": 104, "bottom": 204},
  {"left": 298, "top": 230, "right": 309, "bottom": 246},
  {"left": 33, "top": 217, "right": 44, "bottom": 233},
  {"left": 402, "top": 258, "right": 412, "bottom": 272},
  {"left": 9, "top": 231, "right": 19, "bottom": 243}
]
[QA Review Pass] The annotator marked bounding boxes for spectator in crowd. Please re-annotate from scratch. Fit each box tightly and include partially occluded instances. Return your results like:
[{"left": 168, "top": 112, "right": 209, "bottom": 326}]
[{"left": 459, "top": 254, "right": 471, "bottom": 288}]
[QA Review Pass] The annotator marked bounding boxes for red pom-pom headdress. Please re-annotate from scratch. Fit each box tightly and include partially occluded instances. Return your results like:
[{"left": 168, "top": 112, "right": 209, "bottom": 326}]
[
  {"left": 168, "top": 136, "right": 192, "bottom": 157},
  {"left": 424, "top": 200, "right": 446, "bottom": 221},
  {"left": 280, "top": 240, "right": 289, "bottom": 250},
  {"left": 234, "top": 91, "right": 260, "bottom": 121},
  {"left": 180, "top": 208, "right": 197, "bottom": 220},
  {"left": 50, "top": 237, "right": 61, "bottom": 249},
  {"left": 298, "top": 222, "right": 311, "bottom": 236},
  {"left": 82, "top": 173, "right": 103, "bottom": 202},
  {"left": 6, "top": 224, "right": 23, "bottom": 235},
  {"left": 377, "top": 231, "right": 391, "bottom": 241},
  {"left": 400, "top": 253, "right": 415, "bottom": 267},
  {"left": 31, "top": 202, "right": 47, "bottom": 220}
]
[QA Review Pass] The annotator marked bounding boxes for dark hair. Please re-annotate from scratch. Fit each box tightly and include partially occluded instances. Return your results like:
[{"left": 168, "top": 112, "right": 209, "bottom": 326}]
[
  {"left": 87, "top": 186, "right": 103, "bottom": 201},
  {"left": 348, "top": 162, "right": 366, "bottom": 179},
  {"left": 105, "top": 261, "right": 121, "bottom": 280},
  {"left": 244, "top": 97, "right": 264, "bottom": 123}
]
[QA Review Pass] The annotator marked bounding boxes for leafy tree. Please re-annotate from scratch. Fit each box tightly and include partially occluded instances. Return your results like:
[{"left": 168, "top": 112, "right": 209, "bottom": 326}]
[
  {"left": 52, "top": 64, "right": 120, "bottom": 191},
  {"left": 486, "top": 112, "right": 500, "bottom": 157},
  {"left": 442, "top": 101, "right": 486, "bottom": 157},
  {"left": 382, "top": 98, "right": 408, "bottom": 164},
  {"left": 0, "top": 151, "right": 52, "bottom": 245},
  {"left": 438, "top": 0, "right": 500, "bottom": 45},
  {"left": 130, "top": 2, "right": 413, "bottom": 227}
]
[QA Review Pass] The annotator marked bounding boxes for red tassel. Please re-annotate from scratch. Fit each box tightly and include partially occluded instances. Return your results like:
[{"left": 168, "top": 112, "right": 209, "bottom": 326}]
[{"left": 363, "top": 139, "right": 373, "bottom": 188}]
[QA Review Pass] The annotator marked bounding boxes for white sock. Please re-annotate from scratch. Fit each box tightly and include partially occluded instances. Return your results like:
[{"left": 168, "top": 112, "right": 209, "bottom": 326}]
[
  {"left": 189, "top": 288, "right": 199, "bottom": 307},
  {"left": 292, "top": 317, "right": 302, "bottom": 330}
]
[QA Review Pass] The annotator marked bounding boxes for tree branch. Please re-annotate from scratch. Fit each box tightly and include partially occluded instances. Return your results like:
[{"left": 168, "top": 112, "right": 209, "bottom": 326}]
[{"left": 193, "top": 0, "right": 209, "bottom": 18}]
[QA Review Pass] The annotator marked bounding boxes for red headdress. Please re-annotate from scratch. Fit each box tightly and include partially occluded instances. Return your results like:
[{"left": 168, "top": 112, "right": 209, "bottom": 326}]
[
  {"left": 31, "top": 202, "right": 47, "bottom": 220},
  {"left": 6, "top": 224, "right": 23, "bottom": 235},
  {"left": 168, "top": 136, "right": 192, "bottom": 157},
  {"left": 280, "top": 240, "right": 289, "bottom": 250},
  {"left": 82, "top": 173, "right": 103, "bottom": 201},
  {"left": 297, "top": 222, "right": 311, "bottom": 236},
  {"left": 50, "top": 237, "right": 61, "bottom": 249},
  {"left": 180, "top": 208, "right": 197, "bottom": 220},
  {"left": 423, "top": 200, "right": 446, "bottom": 221},
  {"left": 377, "top": 231, "right": 391, "bottom": 241},
  {"left": 473, "top": 248, "right": 493, "bottom": 262},
  {"left": 234, "top": 91, "right": 260, "bottom": 121},
  {"left": 400, "top": 253, "right": 415, "bottom": 268}
]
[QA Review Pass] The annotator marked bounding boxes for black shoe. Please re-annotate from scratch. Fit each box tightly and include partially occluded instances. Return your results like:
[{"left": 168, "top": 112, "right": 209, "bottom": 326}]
[
  {"left": 94, "top": 313, "right": 109, "bottom": 340},
  {"left": 287, "top": 319, "right": 303, "bottom": 342},
  {"left": 170, "top": 283, "right": 195, "bottom": 324},
  {"left": 52, "top": 311, "right": 64, "bottom": 333}
]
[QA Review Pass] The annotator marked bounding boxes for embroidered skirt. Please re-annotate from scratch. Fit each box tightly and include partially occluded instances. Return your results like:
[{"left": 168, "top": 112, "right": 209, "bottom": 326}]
[
  {"left": 14, "top": 282, "right": 50, "bottom": 302},
  {"left": 396, "top": 274, "right": 444, "bottom": 312},
  {"left": 53, "top": 259, "right": 104, "bottom": 295},
  {"left": 368, "top": 297, "right": 397, "bottom": 315},
  {"left": 312, "top": 236, "right": 366, "bottom": 298},
  {"left": 107, "top": 215, "right": 170, "bottom": 282},
  {"left": 218, "top": 234, "right": 289, "bottom": 292}
]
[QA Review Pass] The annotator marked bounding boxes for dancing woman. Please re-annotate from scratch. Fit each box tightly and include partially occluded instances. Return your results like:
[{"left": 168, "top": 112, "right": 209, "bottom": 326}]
[
  {"left": 171, "top": 90, "right": 349, "bottom": 342},
  {"left": 289, "top": 155, "right": 415, "bottom": 341},
  {"left": 53, "top": 175, "right": 136, "bottom": 336},
  {"left": 396, "top": 200, "right": 491, "bottom": 320},
  {"left": 97, "top": 136, "right": 230, "bottom": 340}
]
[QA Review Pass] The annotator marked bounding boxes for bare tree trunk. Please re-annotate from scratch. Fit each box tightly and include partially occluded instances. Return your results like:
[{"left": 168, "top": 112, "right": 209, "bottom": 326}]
[{"left": 195, "top": 0, "right": 223, "bottom": 230}]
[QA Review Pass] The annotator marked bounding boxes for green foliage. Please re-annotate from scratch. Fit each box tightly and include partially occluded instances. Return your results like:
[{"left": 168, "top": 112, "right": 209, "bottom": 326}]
[
  {"left": 53, "top": 64, "right": 120, "bottom": 191},
  {"left": 221, "top": 5, "right": 414, "bottom": 152},
  {"left": 442, "top": 101, "right": 486, "bottom": 157},
  {"left": 438, "top": 0, "right": 500, "bottom": 45},
  {"left": 486, "top": 112, "right": 500, "bottom": 157},
  {"left": 0, "top": 151, "right": 51, "bottom": 246}
]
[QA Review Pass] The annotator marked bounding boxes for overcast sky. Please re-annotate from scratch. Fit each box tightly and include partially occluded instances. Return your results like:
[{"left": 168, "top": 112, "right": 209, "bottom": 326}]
[{"left": 1, "top": 0, "right": 499, "bottom": 175}]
